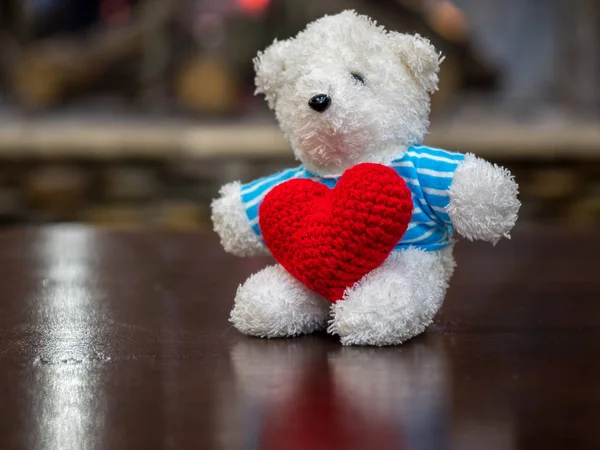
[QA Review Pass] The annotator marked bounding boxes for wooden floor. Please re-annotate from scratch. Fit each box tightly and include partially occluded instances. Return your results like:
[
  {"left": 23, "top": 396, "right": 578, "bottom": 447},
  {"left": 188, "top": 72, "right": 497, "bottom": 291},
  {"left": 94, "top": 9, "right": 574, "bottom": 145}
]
[{"left": 0, "top": 225, "right": 598, "bottom": 449}]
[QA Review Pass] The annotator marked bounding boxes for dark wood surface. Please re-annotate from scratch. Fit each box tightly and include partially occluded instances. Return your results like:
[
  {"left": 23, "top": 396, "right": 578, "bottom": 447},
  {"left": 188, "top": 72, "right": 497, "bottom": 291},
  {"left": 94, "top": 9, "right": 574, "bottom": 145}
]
[{"left": 0, "top": 225, "right": 599, "bottom": 450}]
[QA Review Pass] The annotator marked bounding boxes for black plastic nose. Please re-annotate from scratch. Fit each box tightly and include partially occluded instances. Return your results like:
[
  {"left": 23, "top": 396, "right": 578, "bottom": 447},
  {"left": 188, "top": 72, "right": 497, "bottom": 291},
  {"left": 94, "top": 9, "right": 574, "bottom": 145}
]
[{"left": 308, "top": 94, "right": 331, "bottom": 112}]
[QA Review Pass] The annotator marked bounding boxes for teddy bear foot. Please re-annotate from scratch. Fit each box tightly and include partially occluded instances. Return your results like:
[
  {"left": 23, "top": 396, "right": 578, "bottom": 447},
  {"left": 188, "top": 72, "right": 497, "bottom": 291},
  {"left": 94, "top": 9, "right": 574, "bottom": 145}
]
[
  {"left": 230, "top": 264, "right": 330, "bottom": 338},
  {"left": 328, "top": 248, "right": 454, "bottom": 346}
]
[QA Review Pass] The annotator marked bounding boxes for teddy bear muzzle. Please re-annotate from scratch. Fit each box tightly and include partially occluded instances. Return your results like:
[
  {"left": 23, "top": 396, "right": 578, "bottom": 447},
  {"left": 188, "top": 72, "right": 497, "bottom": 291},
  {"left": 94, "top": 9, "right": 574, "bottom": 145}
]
[{"left": 308, "top": 94, "right": 331, "bottom": 113}]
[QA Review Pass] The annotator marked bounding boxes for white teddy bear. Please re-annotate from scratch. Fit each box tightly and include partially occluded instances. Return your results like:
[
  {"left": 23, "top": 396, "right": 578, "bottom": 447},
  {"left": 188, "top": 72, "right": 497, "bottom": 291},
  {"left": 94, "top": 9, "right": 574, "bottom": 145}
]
[{"left": 212, "top": 10, "right": 520, "bottom": 346}]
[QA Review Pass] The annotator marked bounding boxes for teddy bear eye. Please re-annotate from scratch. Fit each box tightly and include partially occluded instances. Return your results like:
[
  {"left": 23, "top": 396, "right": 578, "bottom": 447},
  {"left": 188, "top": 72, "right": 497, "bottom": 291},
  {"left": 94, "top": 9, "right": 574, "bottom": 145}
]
[{"left": 351, "top": 72, "right": 365, "bottom": 85}]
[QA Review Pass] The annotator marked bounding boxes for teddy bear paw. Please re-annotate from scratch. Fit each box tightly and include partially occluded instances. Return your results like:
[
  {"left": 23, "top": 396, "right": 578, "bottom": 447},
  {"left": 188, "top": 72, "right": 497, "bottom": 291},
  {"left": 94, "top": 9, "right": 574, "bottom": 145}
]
[
  {"left": 328, "top": 249, "right": 450, "bottom": 346},
  {"left": 329, "top": 283, "right": 430, "bottom": 346},
  {"left": 230, "top": 264, "right": 330, "bottom": 338}
]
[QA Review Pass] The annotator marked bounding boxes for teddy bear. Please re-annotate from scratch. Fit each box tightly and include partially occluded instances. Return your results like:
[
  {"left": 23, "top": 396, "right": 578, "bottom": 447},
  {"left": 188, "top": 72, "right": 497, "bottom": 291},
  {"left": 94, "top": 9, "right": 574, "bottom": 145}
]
[{"left": 211, "top": 10, "right": 520, "bottom": 346}]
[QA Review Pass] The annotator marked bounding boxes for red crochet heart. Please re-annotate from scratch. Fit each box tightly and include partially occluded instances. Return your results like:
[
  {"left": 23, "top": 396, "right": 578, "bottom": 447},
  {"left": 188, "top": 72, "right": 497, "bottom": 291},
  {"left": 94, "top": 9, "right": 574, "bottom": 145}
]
[{"left": 259, "top": 163, "right": 413, "bottom": 302}]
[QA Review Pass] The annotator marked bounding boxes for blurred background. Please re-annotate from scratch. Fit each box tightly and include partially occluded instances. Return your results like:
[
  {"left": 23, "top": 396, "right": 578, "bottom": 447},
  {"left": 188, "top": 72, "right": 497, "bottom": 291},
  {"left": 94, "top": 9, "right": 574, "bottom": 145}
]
[{"left": 0, "top": 0, "right": 598, "bottom": 230}]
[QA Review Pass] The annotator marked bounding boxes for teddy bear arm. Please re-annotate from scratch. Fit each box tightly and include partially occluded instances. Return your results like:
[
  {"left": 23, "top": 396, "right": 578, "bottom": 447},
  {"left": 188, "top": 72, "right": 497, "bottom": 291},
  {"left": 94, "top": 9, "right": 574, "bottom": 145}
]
[
  {"left": 447, "top": 153, "right": 520, "bottom": 244},
  {"left": 211, "top": 181, "right": 270, "bottom": 257}
]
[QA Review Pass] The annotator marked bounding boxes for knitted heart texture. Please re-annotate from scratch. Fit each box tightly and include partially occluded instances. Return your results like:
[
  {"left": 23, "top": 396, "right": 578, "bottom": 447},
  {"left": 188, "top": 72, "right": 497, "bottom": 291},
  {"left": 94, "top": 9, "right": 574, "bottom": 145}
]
[{"left": 259, "top": 163, "right": 413, "bottom": 302}]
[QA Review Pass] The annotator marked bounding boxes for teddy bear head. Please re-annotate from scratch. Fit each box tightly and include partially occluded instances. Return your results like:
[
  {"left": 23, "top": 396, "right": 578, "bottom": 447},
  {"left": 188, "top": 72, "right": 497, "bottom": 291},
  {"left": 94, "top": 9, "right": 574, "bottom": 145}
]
[{"left": 254, "top": 10, "right": 443, "bottom": 176}]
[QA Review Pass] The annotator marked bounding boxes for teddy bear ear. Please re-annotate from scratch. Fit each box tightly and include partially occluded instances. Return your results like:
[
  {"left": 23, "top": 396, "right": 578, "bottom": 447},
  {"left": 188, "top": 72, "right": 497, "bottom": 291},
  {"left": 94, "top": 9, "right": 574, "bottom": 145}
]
[
  {"left": 253, "top": 39, "right": 291, "bottom": 109},
  {"left": 388, "top": 32, "right": 443, "bottom": 94}
]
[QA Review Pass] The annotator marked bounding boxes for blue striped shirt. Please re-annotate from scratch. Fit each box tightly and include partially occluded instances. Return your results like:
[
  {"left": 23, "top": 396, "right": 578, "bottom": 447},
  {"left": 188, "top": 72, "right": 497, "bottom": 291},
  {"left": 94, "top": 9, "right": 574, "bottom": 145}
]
[{"left": 240, "top": 145, "right": 465, "bottom": 251}]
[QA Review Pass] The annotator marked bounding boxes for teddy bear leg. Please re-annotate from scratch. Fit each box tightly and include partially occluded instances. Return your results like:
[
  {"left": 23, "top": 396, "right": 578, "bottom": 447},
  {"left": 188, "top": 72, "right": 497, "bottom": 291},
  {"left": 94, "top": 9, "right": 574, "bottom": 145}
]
[
  {"left": 329, "top": 247, "right": 455, "bottom": 346},
  {"left": 230, "top": 264, "right": 330, "bottom": 338}
]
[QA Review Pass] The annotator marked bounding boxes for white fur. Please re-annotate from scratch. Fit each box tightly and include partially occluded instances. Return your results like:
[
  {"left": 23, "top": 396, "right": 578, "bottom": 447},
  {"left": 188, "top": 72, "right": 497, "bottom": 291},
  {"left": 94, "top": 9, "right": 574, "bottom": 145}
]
[
  {"left": 211, "top": 181, "right": 269, "bottom": 257},
  {"left": 230, "top": 264, "right": 330, "bottom": 338},
  {"left": 254, "top": 10, "right": 439, "bottom": 177},
  {"left": 329, "top": 246, "right": 455, "bottom": 346},
  {"left": 390, "top": 32, "right": 443, "bottom": 94},
  {"left": 448, "top": 153, "right": 521, "bottom": 244},
  {"left": 213, "top": 11, "right": 520, "bottom": 347}
]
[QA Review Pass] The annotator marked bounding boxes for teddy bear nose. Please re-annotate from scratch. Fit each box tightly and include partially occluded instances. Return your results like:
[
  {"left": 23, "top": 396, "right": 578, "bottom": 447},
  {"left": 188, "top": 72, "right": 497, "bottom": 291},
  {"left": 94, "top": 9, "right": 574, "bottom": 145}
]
[{"left": 308, "top": 94, "right": 331, "bottom": 112}]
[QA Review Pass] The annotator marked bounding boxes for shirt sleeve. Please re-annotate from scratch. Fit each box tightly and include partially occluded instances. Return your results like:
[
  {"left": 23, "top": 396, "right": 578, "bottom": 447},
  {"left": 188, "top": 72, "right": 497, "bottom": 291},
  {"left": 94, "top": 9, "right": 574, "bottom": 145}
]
[
  {"left": 240, "top": 167, "right": 303, "bottom": 236},
  {"left": 410, "top": 146, "right": 465, "bottom": 225}
]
